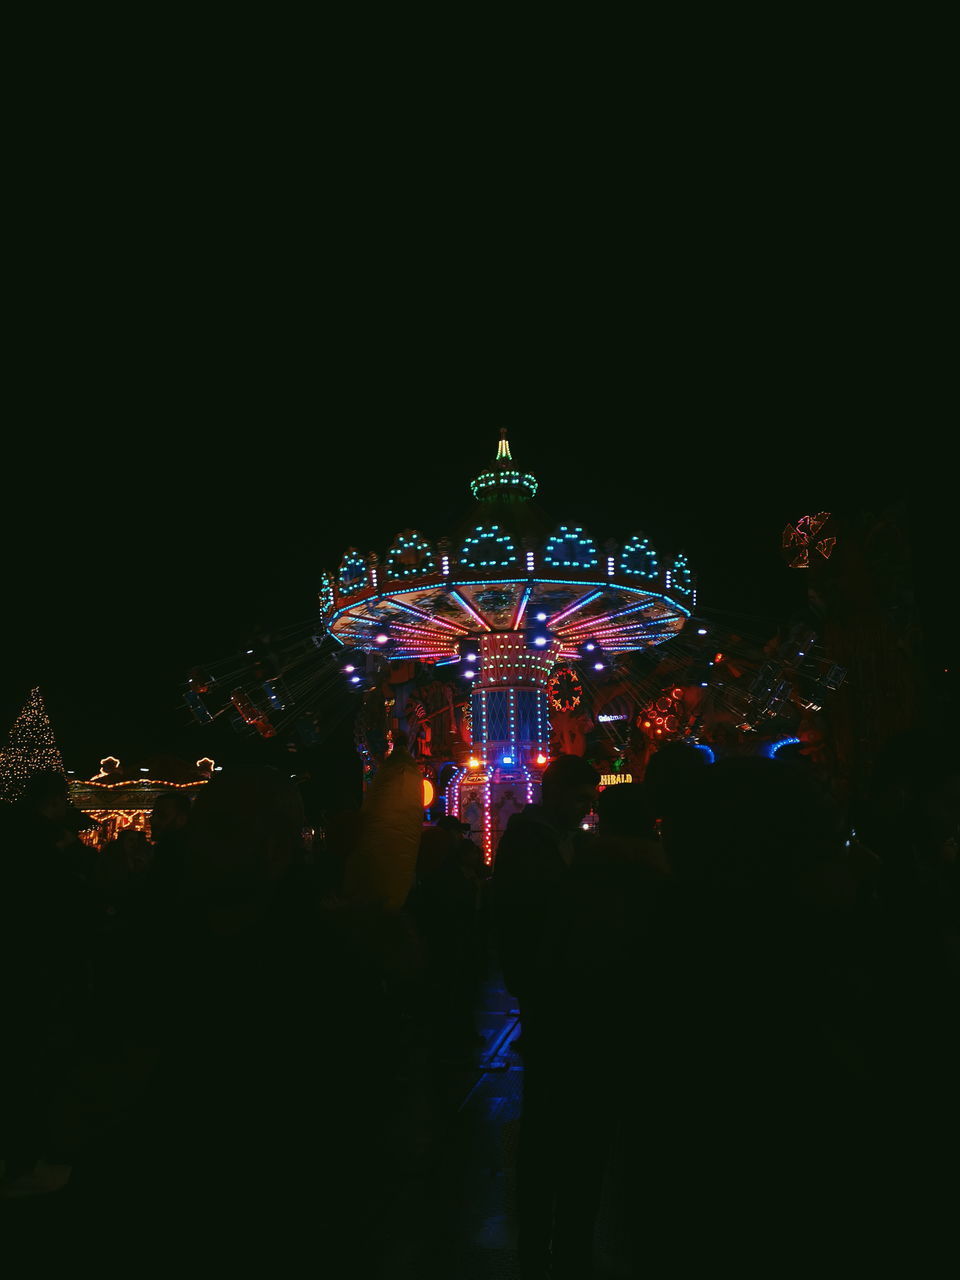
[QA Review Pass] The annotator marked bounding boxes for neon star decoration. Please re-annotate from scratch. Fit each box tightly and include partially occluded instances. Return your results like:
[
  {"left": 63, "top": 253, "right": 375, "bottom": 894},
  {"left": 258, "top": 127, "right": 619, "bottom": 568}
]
[
  {"left": 782, "top": 513, "right": 837, "bottom": 568},
  {"left": 547, "top": 665, "right": 583, "bottom": 712}
]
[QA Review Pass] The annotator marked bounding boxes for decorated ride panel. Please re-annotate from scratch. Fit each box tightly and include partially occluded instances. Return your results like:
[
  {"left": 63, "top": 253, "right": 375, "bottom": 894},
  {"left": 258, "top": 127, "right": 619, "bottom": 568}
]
[
  {"left": 547, "top": 665, "right": 583, "bottom": 712},
  {"left": 325, "top": 576, "right": 690, "bottom": 660}
]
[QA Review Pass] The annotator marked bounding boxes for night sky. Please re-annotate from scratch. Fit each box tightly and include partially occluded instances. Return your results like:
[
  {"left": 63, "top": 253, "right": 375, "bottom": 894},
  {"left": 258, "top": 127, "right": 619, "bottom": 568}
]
[
  {"left": 7, "top": 364, "right": 942, "bottom": 784},
  {"left": 6, "top": 55, "right": 952, "bottom": 788}
]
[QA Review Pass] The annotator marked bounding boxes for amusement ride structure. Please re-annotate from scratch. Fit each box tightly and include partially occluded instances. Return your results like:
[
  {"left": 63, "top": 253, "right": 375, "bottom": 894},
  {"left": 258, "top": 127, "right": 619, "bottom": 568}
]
[
  {"left": 181, "top": 430, "right": 850, "bottom": 863},
  {"left": 319, "top": 430, "right": 696, "bottom": 859}
]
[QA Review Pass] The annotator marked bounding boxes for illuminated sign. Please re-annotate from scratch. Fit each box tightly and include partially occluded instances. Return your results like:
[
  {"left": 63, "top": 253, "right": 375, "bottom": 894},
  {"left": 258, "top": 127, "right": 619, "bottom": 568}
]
[
  {"left": 599, "top": 773, "right": 633, "bottom": 786},
  {"left": 597, "top": 713, "right": 628, "bottom": 722}
]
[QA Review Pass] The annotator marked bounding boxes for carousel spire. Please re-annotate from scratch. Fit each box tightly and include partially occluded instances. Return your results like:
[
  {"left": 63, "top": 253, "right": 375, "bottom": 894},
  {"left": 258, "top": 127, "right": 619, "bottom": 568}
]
[{"left": 470, "top": 428, "right": 538, "bottom": 502}]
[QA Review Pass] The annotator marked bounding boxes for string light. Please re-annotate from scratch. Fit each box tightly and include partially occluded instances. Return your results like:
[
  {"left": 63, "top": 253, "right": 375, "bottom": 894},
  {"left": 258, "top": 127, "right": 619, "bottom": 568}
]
[
  {"left": 470, "top": 470, "right": 539, "bottom": 500},
  {"left": 385, "top": 530, "right": 437, "bottom": 578},
  {"left": 543, "top": 526, "right": 599, "bottom": 570},
  {"left": 620, "top": 533, "right": 659, "bottom": 579},
  {"left": 669, "top": 553, "right": 694, "bottom": 595},
  {"left": 337, "top": 549, "right": 367, "bottom": 595},
  {"left": 458, "top": 525, "right": 519, "bottom": 570},
  {"left": 318, "top": 574, "right": 335, "bottom": 615},
  {"left": 78, "top": 777, "right": 208, "bottom": 791},
  {"left": 0, "top": 687, "right": 65, "bottom": 802}
]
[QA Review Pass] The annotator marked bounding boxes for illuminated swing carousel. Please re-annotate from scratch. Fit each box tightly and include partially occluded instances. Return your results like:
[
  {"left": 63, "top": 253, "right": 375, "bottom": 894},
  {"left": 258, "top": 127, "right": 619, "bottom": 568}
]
[{"left": 321, "top": 430, "right": 696, "bottom": 861}]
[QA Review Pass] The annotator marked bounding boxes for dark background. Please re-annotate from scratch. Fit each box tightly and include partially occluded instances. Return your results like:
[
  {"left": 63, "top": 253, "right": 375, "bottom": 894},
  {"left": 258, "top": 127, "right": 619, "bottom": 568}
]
[
  {"left": 4, "top": 386, "right": 943, "bottom": 782},
  {"left": 3, "top": 115, "right": 950, "bottom": 780}
]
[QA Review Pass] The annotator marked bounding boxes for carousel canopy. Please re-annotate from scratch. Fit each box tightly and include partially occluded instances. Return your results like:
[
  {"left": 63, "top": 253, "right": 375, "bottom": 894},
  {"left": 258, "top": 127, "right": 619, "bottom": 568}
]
[{"left": 321, "top": 431, "right": 695, "bottom": 661}]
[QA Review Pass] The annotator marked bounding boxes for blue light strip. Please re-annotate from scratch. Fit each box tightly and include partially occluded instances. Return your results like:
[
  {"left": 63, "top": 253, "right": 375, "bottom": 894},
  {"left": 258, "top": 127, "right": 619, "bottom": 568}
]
[
  {"left": 587, "top": 623, "right": 662, "bottom": 641},
  {"left": 562, "top": 601, "right": 665, "bottom": 635},
  {"left": 380, "top": 597, "right": 471, "bottom": 634},
  {"left": 765, "top": 736, "right": 801, "bottom": 758},
  {"left": 512, "top": 584, "right": 533, "bottom": 630},
  {"left": 390, "top": 652, "right": 452, "bottom": 660},
  {"left": 548, "top": 588, "right": 605, "bottom": 628},
  {"left": 446, "top": 578, "right": 690, "bottom": 616},
  {"left": 447, "top": 589, "right": 493, "bottom": 631},
  {"left": 445, "top": 766, "right": 467, "bottom": 816},
  {"left": 327, "top": 576, "right": 692, "bottom": 637}
]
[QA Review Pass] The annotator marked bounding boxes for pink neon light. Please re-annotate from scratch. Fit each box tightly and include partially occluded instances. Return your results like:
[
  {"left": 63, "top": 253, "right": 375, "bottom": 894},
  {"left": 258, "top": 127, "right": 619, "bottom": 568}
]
[
  {"left": 560, "top": 599, "right": 658, "bottom": 635},
  {"left": 387, "top": 621, "right": 460, "bottom": 639},
  {"left": 447, "top": 590, "right": 492, "bottom": 631},
  {"left": 548, "top": 589, "right": 604, "bottom": 628},
  {"left": 382, "top": 597, "right": 472, "bottom": 634},
  {"left": 511, "top": 586, "right": 533, "bottom": 630}
]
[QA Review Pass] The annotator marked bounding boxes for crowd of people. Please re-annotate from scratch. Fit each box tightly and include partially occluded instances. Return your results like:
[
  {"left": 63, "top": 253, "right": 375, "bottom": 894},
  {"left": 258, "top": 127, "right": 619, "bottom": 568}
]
[
  {"left": 493, "top": 740, "right": 960, "bottom": 1276},
  {"left": 1, "top": 736, "right": 958, "bottom": 1275}
]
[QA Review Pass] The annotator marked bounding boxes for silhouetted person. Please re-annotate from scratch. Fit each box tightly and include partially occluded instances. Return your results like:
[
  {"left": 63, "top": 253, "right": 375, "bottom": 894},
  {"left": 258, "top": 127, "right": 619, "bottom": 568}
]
[
  {"left": 856, "top": 731, "right": 960, "bottom": 1224},
  {"left": 492, "top": 754, "right": 600, "bottom": 1279},
  {"left": 144, "top": 791, "right": 191, "bottom": 905},
  {"left": 626, "top": 757, "right": 892, "bottom": 1271},
  {"left": 410, "top": 819, "right": 484, "bottom": 1057},
  {"left": 436, "top": 814, "right": 486, "bottom": 884},
  {"left": 0, "top": 771, "right": 85, "bottom": 1195},
  {"left": 436, "top": 813, "right": 489, "bottom": 984},
  {"left": 642, "top": 739, "right": 711, "bottom": 838},
  {"left": 59, "top": 768, "right": 394, "bottom": 1267}
]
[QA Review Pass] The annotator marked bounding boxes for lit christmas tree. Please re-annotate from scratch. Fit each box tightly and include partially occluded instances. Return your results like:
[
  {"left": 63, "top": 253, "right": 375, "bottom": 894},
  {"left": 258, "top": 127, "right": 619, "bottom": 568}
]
[{"left": 0, "top": 687, "right": 65, "bottom": 803}]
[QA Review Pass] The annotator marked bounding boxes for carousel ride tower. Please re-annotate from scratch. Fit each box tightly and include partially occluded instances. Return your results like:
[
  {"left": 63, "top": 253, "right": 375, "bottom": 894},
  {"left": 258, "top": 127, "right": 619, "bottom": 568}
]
[{"left": 321, "top": 430, "right": 695, "bottom": 860}]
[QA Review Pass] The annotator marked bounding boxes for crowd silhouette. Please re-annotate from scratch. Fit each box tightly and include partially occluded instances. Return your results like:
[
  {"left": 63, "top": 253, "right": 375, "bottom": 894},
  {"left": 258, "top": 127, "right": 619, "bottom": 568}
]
[{"left": 1, "top": 736, "right": 957, "bottom": 1275}]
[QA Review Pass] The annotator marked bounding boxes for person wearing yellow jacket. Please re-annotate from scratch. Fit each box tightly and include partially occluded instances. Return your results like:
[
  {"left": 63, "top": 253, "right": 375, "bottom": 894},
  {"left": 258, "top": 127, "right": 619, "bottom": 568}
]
[{"left": 345, "top": 744, "right": 424, "bottom": 912}]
